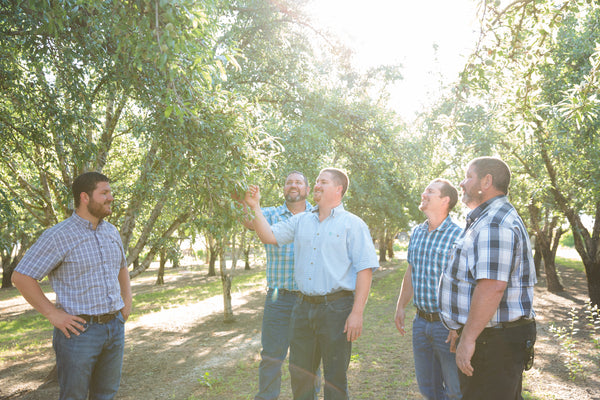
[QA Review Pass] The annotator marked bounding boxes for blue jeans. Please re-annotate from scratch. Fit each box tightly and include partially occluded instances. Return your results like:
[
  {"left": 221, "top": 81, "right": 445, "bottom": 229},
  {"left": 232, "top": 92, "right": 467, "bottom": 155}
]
[
  {"left": 53, "top": 312, "right": 125, "bottom": 400},
  {"left": 255, "top": 288, "right": 298, "bottom": 400},
  {"left": 412, "top": 315, "right": 462, "bottom": 400},
  {"left": 290, "top": 295, "right": 353, "bottom": 400}
]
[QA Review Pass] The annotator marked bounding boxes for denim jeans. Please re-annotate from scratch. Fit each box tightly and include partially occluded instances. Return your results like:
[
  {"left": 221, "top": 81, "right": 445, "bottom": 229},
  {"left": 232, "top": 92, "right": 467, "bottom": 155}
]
[
  {"left": 459, "top": 321, "right": 536, "bottom": 400},
  {"left": 412, "top": 315, "right": 462, "bottom": 400},
  {"left": 53, "top": 312, "right": 125, "bottom": 400},
  {"left": 255, "top": 288, "right": 298, "bottom": 400},
  {"left": 289, "top": 294, "right": 353, "bottom": 400}
]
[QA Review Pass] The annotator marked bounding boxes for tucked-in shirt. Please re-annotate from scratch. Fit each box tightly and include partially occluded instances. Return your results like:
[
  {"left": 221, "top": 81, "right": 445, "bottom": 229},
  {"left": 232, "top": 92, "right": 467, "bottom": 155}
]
[
  {"left": 408, "top": 216, "right": 462, "bottom": 314},
  {"left": 439, "top": 196, "right": 537, "bottom": 330},
  {"left": 271, "top": 203, "right": 379, "bottom": 295},
  {"left": 15, "top": 212, "right": 127, "bottom": 315},
  {"left": 262, "top": 201, "right": 312, "bottom": 291}
]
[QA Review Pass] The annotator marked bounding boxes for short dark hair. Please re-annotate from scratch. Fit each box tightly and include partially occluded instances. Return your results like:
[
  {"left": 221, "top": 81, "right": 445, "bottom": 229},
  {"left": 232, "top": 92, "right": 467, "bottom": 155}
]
[
  {"left": 72, "top": 172, "right": 110, "bottom": 208},
  {"left": 286, "top": 171, "right": 308, "bottom": 186},
  {"left": 469, "top": 157, "right": 511, "bottom": 194},
  {"left": 432, "top": 178, "right": 458, "bottom": 211},
  {"left": 320, "top": 168, "right": 349, "bottom": 196}
]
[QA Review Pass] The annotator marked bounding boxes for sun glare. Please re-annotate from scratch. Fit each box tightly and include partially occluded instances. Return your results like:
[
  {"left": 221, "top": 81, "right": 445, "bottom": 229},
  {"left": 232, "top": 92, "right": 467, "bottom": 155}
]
[{"left": 307, "top": 0, "right": 480, "bottom": 120}]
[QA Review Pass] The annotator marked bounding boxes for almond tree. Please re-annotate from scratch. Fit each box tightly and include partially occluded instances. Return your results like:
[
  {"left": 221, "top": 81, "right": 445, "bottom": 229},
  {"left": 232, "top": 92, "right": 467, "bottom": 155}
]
[{"left": 452, "top": 0, "right": 600, "bottom": 305}]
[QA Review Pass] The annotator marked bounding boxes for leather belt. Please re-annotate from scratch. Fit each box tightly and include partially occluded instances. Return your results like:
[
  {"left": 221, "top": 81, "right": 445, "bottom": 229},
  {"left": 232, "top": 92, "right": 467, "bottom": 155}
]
[
  {"left": 417, "top": 309, "right": 440, "bottom": 322},
  {"left": 457, "top": 317, "right": 534, "bottom": 336},
  {"left": 78, "top": 312, "right": 118, "bottom": 324},
  {"left": 270, "top": 288, "right": 299, "bottom": 296},
  {"left": 488, "top": 317, "right": 535, "bottom": 330},
  {"left": 299, "top": 290, "right": 353, "bottom": 304}
]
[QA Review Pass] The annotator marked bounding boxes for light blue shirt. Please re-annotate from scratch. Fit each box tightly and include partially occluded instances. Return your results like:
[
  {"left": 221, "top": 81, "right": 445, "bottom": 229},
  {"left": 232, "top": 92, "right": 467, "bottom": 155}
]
[
  {"left": 271, "top": 204, "right": 379, "bottom": 295},
  {"left": 16, "top": 212, "right": 127, "bottom": 315}
]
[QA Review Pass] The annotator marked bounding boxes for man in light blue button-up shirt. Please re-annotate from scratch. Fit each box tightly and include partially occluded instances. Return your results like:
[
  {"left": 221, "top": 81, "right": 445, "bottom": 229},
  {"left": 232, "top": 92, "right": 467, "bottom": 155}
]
[
  {"left": 245, "top": 168, "right": 379, "bottom": 400},
  {"left": 241, "top": 171, "right": 315, "bottom": 400}
]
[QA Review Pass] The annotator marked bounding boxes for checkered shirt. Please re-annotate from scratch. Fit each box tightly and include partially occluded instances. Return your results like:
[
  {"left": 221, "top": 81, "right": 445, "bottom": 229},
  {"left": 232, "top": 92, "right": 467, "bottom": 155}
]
[
  {"left": 262, "top": 201, "right": 312, "bottom": 291},
  {"left": 15, "top": 212, "right": 127, "bottom": 315},
  {"left": 407, "top": 216, "right": 462, "bottom": 313},
  {"left": 439, "top": 196, "right": 537, "bottom": 329}
]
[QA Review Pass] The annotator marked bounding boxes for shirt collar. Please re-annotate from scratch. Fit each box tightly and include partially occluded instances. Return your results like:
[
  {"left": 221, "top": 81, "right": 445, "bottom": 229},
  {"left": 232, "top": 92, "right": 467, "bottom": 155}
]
[
  {"left": 71, "top": 211, "right": 104, "bottom": 230},
  {"left": 311, "top": 203, "right": 345, "bottom": 218},
  {"left": 281, "top": 200, "right": 313, "bottom": 216},
  {"left": 420, "top": 215, "right": 454, "bottom": 233},
  {"left": 466, "top": 195, "right": 506, "bottom": 229}
]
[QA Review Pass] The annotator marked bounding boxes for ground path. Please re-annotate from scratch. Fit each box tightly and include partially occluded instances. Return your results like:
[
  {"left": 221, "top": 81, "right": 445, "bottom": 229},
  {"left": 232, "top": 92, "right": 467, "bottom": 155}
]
[{"left": 1, "top": 256, "right": 599, "bottom": 399}]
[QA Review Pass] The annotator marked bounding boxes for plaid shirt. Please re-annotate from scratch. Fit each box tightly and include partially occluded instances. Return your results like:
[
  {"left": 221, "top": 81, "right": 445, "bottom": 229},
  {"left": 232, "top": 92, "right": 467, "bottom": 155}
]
[
  {"left": 407, "top": 216, "right": 462, "bottom": 313},
  {"left": 262, "top": 201, "right": 312, "bottom": 291},
  {"left": 439, "top": 196, "right": 537, "bottom": 330},
  {"left": 16, "top": 212, "right": 127, "bottom": 315}
]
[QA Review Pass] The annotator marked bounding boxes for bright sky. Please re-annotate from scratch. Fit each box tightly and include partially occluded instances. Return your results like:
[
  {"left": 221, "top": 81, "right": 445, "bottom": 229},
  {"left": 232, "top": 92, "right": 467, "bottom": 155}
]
[{"left": 307, "top": 0, "right": 481, "bottom": 121}]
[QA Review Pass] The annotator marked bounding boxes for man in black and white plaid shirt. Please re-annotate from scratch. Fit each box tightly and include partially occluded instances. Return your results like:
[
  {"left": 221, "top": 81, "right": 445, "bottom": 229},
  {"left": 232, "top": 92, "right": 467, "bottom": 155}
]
[{"left": 439, "top": 157, "right": 536, "bottom": 400}]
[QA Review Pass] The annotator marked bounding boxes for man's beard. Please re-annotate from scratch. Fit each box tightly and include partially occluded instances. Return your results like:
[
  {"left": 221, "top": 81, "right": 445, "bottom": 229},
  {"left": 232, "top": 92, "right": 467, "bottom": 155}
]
[
  {"left": 285, "top": 191, "right": 306, "bottom": 203},
  {"left": 87, "top": 198, "right": 111, "bottom": 219}
]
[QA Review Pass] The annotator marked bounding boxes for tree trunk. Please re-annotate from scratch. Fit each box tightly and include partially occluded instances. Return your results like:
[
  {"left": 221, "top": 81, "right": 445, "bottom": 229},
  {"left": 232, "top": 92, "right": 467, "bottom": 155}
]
[
  {"left": 587, "top": 263, "right": 600, "bottom": 309},
  {"left": 207, "top": 237, "right": 217, "bottom": 277},
  {"left": 156, "top": 249, "right": 166, "bottom": 285},
  {"left": 540, "top": 246, "right": 564, "bottom": 293},
  {"left": 128, "top": 211, "right": 190, "bottom": 278},
  {"left": 540, "top": 142, "right": 600, "bottom": 306},
  {"left": 1, "top": 240, "right": 30, "bottom": 289},
  {"left": 528, "top": 204, "right": 564, "bottom": 293},
  {"left": 1, "top": 258, "right": 14, "bottom": 289},
  {"left": 378, "top": 232, "right": 387, "bottom": 263},
  {"left": 244, "top": 243, "right": 251, "bottom": 270},
  {"left": 386, "top": 233, "right": 394, "bottom": 260},
  {"left": 219, "top": 247, "right": 235, "bottom": 323},
  {"left": 533, "top": 238, "right": 542, "bottom": 278}
]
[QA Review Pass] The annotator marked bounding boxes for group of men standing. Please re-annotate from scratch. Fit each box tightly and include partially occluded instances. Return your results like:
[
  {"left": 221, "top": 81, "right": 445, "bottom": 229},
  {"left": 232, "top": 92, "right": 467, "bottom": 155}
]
[
  {"left": 246, "top": 157, "right": 536, "bottom": 400},
  {"left": 395, "top": 157, "right": 536, "bottom": 400},
  {"left": 11, "top": 156, "right": 536, "bottom": 400}
]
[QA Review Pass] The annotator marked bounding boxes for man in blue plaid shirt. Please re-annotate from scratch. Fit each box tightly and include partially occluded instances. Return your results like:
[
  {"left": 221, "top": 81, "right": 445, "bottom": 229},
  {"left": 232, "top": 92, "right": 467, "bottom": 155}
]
[
  {"left": 12, "top": 172, "right": 132, "bottom": 400},
  {"left": 395, "top": 178, "right": 462, "bottom": 399},
  {"left": 439, "top": 157, "right": 536, "bottom": 400},
  {"left": 242, "top": 171, "right": 315, "bottom": 400}
]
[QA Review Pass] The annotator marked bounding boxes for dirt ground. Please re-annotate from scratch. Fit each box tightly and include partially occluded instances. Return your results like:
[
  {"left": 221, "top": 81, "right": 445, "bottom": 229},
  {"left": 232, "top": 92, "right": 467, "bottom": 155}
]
[{"left": 1, "top": 255, "right": 599, "bottom": 400}]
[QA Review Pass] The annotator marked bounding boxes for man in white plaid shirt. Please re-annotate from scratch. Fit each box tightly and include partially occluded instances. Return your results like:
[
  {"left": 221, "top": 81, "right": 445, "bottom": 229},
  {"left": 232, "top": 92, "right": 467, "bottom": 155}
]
[
  {"left": 12, "top": 172, "right": 132, "bottom": 400},
  {"left": 439, "top": 157, "right": 536, "bottom": 400},
  {"left": 242, "top": 171, "right": 316, "bottom": 400}
]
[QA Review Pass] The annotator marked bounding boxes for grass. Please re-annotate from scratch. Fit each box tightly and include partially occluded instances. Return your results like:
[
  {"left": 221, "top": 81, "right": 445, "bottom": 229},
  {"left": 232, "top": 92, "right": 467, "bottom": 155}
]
[
  {"left": 130, "top": 268, "right": 265, "bottom": 321},
  {"left": 1, "top": 248, "right": 593, "bottom": 399},
  {"left": 0, "top": 264, "right": 267, "bottom": 355},
  {"left": 185, "top": 260, "right": 418, "bottom": 400},
  {"left": 555, "top": 256, "right": 585, "bottom": 273}
]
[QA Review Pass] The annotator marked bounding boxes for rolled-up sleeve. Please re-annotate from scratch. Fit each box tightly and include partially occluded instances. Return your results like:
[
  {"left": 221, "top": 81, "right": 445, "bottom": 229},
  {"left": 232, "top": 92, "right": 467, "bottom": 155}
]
[{"left": 271, "top": 214, "right": 300, "bottom": 246}]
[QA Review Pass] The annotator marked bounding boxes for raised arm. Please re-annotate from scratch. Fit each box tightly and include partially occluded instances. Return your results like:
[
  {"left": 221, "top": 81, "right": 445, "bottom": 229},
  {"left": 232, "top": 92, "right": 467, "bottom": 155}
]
[{"left": 244, "top": 185, "right": 277, "bottom": 245}]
